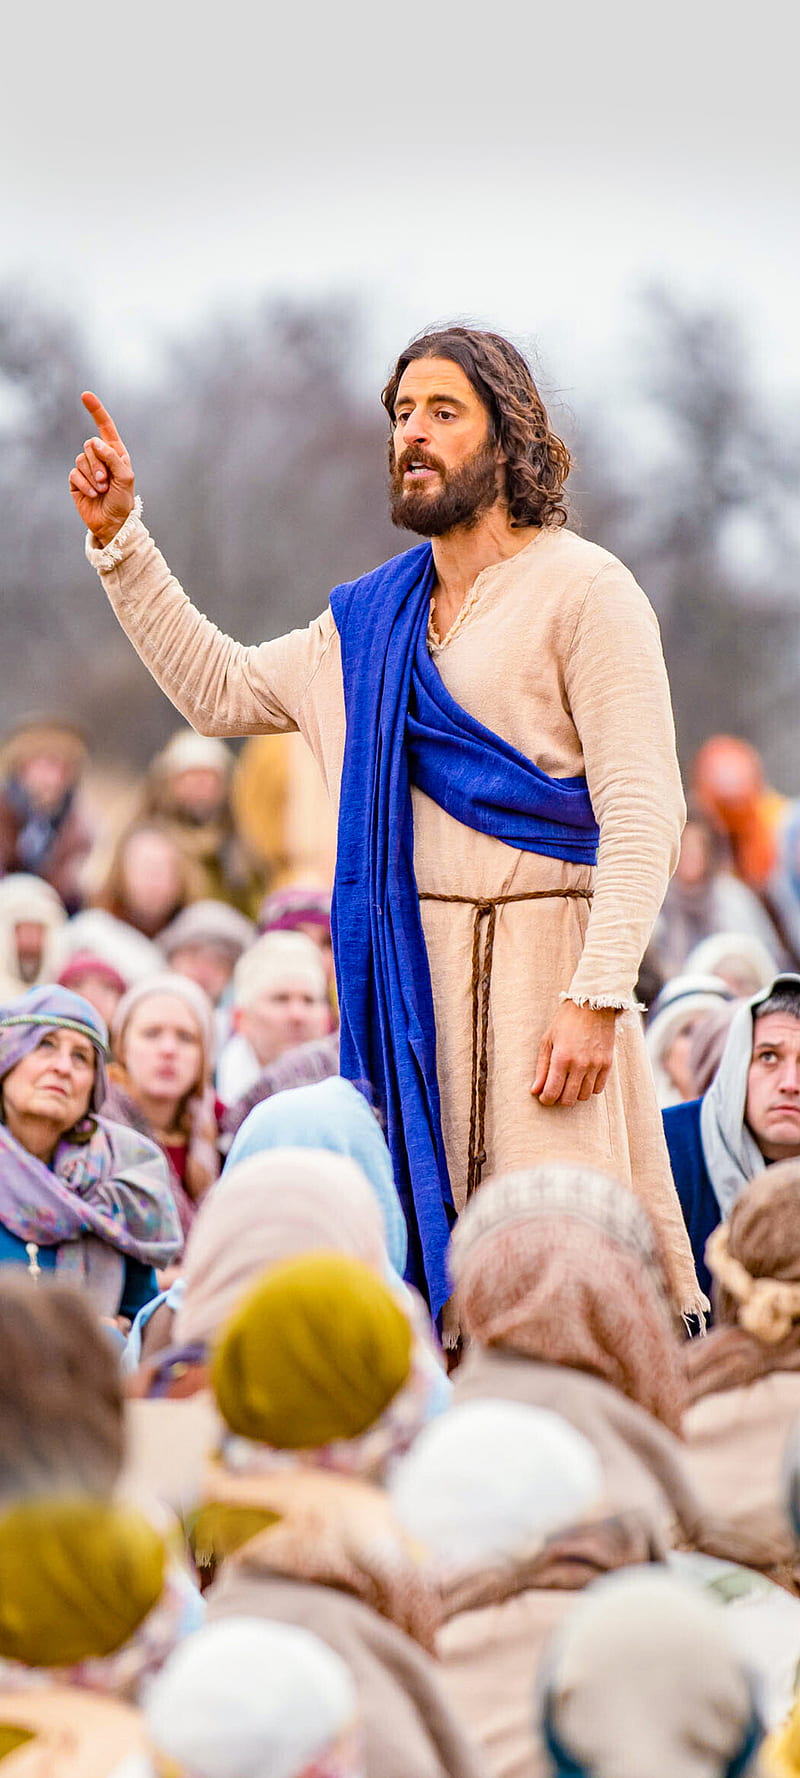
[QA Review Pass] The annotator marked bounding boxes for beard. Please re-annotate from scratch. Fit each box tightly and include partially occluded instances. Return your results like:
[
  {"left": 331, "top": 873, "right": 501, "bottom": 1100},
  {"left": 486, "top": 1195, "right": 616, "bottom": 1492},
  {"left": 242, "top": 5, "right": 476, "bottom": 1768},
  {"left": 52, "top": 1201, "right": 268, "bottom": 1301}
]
[{"left": 389, "top": 438, "right": 501, "bottom": 536}]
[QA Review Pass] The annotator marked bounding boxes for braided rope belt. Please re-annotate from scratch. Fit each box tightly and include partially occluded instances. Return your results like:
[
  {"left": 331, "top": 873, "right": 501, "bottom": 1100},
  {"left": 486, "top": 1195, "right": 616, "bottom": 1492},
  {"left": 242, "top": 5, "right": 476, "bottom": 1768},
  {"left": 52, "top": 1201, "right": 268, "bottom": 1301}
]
[{"left": 418, "top": 888, "right": 593, "bottom": 1200}]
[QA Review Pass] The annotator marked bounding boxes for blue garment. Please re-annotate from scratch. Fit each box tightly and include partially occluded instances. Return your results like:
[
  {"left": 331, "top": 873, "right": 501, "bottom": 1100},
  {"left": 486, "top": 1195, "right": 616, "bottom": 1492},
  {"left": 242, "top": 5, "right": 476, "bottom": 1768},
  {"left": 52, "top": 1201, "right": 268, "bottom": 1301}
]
[
  {"left": 224, "top": 1077, "right": 409, "bottom": 1277},
  {"left": 0, "top": 1223, "right": 156, "bottom": 1319},
  {"left": 330, "top": 543, "right": 600, "bottom": 1317},
  {"left": 662, "top": 1097, "right": 721, "bottom": 1302}
]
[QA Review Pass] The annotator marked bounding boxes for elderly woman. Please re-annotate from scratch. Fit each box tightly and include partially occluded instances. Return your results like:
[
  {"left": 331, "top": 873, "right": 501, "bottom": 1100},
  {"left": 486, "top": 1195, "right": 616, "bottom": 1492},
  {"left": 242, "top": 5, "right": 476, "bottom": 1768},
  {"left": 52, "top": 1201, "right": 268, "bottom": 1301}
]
[
  {"left": 684, "top": 1157, "right": 800, "bottom": 1591},
  {"left": 0, "top": 984, "right": 180, "bottom": 1319},
  {"left": 107, "top": 972, "right": 220, "bottom": 1241}
]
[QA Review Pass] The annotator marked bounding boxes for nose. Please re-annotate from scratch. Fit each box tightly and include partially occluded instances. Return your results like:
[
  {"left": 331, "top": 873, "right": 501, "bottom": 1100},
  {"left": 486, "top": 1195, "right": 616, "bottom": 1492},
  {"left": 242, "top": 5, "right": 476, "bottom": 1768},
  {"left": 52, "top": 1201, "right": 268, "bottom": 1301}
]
[
  {"left": 400, "top": 406, "right": 430, "bottom": 448},
  {"left": 777, "top": 1057, "right": 800, "bottom": 1093}
]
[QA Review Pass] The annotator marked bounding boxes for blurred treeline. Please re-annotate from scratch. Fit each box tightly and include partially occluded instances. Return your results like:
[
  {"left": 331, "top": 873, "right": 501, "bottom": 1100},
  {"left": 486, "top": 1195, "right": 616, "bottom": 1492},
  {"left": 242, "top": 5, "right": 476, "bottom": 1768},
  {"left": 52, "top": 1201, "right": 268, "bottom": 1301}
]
[{"left": 1, "top": 285, "right": 799, "bottom": 780}]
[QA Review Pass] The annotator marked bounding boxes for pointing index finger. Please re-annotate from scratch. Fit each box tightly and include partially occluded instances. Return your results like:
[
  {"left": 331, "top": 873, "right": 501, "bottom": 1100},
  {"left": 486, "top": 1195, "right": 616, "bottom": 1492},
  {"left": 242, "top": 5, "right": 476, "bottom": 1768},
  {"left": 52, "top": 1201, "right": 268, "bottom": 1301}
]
[{"left": 81, "top": 390, "right": 124, "bottom": 449}]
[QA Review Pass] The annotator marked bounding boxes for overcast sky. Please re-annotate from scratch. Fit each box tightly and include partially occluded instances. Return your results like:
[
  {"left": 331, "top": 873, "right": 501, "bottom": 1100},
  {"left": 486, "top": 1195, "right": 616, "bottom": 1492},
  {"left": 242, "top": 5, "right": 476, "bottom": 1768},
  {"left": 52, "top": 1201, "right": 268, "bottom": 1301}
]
[{"left": 3, "top": 0, "right": 798, "bottom": 414}]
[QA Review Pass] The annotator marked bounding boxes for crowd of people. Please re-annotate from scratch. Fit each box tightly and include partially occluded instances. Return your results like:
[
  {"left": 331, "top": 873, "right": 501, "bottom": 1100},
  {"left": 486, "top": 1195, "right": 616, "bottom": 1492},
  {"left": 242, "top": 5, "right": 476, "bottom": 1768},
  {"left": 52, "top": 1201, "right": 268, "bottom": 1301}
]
[{"left": 1, "top": 703, "right": 800, "bottom": 1776}]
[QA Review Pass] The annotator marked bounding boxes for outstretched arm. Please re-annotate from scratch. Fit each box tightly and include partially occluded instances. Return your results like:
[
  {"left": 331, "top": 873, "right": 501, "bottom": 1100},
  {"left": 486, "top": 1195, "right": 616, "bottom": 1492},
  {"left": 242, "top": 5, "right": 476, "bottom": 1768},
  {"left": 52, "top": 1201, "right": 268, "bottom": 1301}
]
[{"left": 70, "top": 394, "right": 338, "bottom": 743}]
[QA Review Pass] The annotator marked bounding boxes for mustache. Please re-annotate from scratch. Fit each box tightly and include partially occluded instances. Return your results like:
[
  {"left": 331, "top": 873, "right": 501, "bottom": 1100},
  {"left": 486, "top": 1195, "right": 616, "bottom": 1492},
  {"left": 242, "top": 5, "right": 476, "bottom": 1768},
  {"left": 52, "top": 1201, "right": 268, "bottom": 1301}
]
[{"left": 395, "top": 447, "right": 446, "bottom": 476}]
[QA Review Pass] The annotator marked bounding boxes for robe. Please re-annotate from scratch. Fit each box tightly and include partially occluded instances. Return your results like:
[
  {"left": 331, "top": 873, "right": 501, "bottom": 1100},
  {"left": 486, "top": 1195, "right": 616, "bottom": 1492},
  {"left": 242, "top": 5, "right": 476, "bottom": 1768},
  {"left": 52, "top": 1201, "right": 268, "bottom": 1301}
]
[{"left": 87, "top": 514, "right": 701, "bottom": 1314}]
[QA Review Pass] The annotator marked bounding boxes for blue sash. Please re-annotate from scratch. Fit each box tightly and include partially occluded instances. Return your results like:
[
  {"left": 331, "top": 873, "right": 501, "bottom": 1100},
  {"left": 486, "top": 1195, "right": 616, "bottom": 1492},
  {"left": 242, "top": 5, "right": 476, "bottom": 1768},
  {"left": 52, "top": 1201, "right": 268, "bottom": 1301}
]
[{"left": 330, "top": 543, "right": 599, "bottom": 1315}]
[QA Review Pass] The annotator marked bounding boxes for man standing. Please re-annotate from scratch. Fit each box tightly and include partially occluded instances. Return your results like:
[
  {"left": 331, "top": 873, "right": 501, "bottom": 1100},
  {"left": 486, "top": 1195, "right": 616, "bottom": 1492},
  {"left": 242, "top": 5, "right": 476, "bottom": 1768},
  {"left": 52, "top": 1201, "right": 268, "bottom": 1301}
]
[{"left": 69, "top": 326, "right": 701, "bottom": 1320}]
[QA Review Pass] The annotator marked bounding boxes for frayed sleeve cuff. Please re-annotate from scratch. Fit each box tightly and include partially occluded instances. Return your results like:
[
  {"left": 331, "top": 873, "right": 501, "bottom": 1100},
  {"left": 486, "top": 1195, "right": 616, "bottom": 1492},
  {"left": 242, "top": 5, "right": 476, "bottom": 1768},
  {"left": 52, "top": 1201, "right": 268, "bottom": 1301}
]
[
  {"left": 85, "top": 495, "right": 145, "bottom": 571},
  {"left": 559, "top": 990, "right": 644, "bottom": 1016}
]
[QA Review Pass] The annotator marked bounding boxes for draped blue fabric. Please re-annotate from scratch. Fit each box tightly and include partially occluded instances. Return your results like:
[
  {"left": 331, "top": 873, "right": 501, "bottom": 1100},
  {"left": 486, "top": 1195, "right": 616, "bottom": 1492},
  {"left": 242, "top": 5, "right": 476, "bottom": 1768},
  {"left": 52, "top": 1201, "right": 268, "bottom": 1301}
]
[{"left": 330, "top": 543, "right": 599, "bottom": 1316}]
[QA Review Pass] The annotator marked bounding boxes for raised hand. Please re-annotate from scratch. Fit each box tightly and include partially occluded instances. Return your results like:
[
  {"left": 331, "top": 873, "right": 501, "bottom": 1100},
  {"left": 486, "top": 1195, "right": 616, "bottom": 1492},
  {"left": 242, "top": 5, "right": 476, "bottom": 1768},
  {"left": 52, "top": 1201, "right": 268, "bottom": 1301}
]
[{"left": 68, "top": 392, "right": 136, "bottom": 547}]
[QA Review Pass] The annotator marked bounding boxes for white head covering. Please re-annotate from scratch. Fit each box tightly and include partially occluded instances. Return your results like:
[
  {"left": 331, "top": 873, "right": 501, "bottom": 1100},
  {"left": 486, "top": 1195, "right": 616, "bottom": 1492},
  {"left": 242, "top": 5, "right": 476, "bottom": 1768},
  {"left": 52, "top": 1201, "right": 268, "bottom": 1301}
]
[
  {"left": 144, "top": 1617, "right": 360, "bottom": 1778},
  {"left": 173, "top": 1147, "right": 387, "bottom": 1348},
  {"left": 390, "top": 1400, "right": 602, "bottom": 1581},
  {"left": 686, "top": 932, "right": 778, "bottom": 997},
  {"left": 160, "top": 900, "right": 256, "bottom": 962},
  {"left": 645, "top": 975, "right": 735, "bottom": 1108},
  {"left": 50, "top": 908, "right": 163, "bottom": 986},
  {"left": 232, "top": 930, "right": 328, "bottom": 1011},
  {"left": 0, "top": 873, "right": 66, "bottom": 999},
  {"left": 700, "top": 971, "right": 800, "bottom": 1220},
  {"left": 541, "top": 1567, "right": 761, "bottom": 1778},
  {"left": 152, "top": 729, "right": 233, "bottom": 780}
]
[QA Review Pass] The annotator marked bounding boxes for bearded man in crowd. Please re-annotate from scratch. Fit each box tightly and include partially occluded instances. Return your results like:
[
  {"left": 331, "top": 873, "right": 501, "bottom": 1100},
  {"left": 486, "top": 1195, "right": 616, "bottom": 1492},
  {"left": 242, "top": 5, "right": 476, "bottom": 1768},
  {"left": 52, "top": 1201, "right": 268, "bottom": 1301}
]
[{"left": 69, "top": 325, "right": 701, "bottom": 1323}]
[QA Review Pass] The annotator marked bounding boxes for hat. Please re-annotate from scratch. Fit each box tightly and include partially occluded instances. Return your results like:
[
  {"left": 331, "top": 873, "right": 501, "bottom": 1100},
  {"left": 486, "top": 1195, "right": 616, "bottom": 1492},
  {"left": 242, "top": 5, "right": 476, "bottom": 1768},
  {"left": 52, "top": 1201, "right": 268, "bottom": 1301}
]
[
  {"left": 152, "top": 729, "right": 233, "bottom": 779},
  {"left": 232, "top": 930, "right": 328, "bottom": 1011},
  {"left": 258, "top": 885, "right": 332, "bottom": 936},
  {"left": 57, "top": 950, "right": 126, "bottom": 998},
  {"left": 0, "top": 719, "right": 88, "bottom": 779},
  {"left": 145, "top": 1617, "right": 360, "bottom": 1778},
  {"left": 0, "top": 1497, "right": 165, "bottom": 1668},
  {"left": 160, "top": 900, "right": 256, "bottom": 962},
  {"left": 212, "top": 1252, "right": 413, "bottom": 1448},
  {"left": 391, "top": 1401, "right": 602, "bottom": 1580}
]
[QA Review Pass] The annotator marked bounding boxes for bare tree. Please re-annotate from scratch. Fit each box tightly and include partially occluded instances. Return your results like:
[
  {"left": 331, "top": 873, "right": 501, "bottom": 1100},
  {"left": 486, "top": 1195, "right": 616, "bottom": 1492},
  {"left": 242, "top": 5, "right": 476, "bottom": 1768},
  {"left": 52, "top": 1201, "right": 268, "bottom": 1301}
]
[{"left": 573, "top": 287, "right": 800, "bottom": 784}]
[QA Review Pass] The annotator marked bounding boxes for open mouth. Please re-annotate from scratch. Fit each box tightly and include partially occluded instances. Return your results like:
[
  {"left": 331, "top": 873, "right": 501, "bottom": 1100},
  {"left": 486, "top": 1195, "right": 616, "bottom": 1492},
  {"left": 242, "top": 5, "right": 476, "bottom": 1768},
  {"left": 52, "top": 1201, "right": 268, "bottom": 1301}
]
[{"left": 404, "top": 459, "right": 439, "bottom": 479}]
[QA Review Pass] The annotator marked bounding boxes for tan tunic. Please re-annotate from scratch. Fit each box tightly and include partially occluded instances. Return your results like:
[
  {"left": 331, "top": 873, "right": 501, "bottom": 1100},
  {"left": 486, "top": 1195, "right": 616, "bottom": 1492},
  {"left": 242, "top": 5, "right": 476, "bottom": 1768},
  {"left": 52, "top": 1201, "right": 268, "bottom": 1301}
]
[
  {"left": 684, "top": 1372, "right": 800, "bottom": 1575},
  {"left": 88, "top": 515, "right": 699, "bottom": 1310}
]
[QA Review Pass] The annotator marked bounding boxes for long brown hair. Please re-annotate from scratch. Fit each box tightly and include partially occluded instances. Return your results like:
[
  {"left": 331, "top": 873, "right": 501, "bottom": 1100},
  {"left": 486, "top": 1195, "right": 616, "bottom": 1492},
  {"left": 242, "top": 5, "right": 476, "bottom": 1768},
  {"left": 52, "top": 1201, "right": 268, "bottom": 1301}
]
[
  {"left": 0, "top": 1275, "right": 124, "bottom": 1499},
  {"left": 382, "top": 326, "right": 571, "bottom": 529}
]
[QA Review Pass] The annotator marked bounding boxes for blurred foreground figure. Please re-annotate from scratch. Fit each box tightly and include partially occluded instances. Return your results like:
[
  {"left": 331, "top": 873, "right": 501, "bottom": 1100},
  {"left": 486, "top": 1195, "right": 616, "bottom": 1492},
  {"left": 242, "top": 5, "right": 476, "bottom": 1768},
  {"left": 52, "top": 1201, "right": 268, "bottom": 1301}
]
[
  {"left": 200, "top": 1254, "right": 486, "bottom": 1778},
  {"left": 0, "top": 718, "right": 93, "bottom": 913},
  {"left": 684, "top": 1158, "right": 800, "bottom": 1590},
  {"left": 145, "top": 1619, "right": 363, "bottom": 1778},
  {"left": 539, "top": 1568, "right": 763, "bottom": 1778},
  {"left": 70, "top": 328, "right": 701, "bottom": 1319}
]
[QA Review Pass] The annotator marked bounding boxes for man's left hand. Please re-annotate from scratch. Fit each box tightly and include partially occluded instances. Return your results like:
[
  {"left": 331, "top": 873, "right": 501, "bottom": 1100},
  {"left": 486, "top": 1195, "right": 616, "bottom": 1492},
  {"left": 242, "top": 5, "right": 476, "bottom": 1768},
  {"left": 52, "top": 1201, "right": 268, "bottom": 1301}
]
[{"left": 531, "top": 1001, "right": 619, "bottom": 1108}]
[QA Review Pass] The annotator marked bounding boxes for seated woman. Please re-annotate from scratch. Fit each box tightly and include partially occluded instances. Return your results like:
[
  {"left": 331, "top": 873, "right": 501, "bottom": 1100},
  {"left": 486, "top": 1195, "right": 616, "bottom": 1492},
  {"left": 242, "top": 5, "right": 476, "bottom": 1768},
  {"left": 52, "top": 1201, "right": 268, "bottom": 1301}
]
[
  {"left": 107, "top": 972, "right": 220, "bottom": 1241},
  {"left": 0, "top": 984, "right": 181, "bottom": 1320},
  {"left": 684, "top": 1157, "right": 800, "bottom": 1592}
]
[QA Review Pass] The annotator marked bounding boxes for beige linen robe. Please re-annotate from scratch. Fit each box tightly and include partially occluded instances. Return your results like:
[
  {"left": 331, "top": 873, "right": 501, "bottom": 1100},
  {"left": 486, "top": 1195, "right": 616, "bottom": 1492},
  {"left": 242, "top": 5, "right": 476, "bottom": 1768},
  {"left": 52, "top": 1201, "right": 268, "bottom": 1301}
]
[
  {"left": 205, "top": 1567, "right": 489, "bottom": 1778},
  {"left": 684, "top": 1372, "right": 800, "bottom": 1580},
  {"left": 88, "top": 515, "right": 699, "bottom": 1310}
]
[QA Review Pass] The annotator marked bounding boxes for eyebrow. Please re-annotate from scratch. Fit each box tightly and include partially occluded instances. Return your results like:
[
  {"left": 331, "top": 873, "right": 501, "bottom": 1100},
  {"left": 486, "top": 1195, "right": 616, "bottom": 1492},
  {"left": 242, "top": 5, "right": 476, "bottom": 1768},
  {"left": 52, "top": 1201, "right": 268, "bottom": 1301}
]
[{"left": 393, "top": 393, "right": 468, "bottom": 412}]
